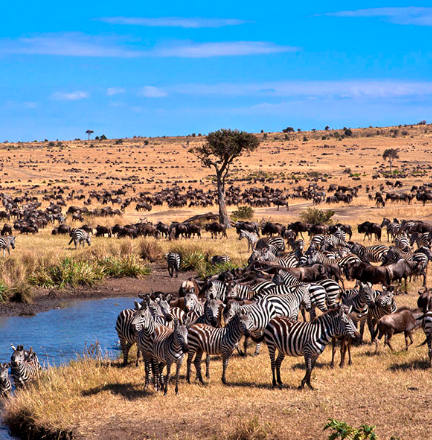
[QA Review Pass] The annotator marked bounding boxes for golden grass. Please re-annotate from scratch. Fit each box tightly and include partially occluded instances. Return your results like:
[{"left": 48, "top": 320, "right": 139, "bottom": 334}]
[{"left": 2, "top": 293, "right": 431, "bottom": 440}]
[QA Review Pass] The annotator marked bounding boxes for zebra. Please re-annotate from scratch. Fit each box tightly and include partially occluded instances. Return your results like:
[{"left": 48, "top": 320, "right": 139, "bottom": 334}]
[
  {"left": 255, "top": 236, "right": 285, "bottom": 254},
  {"left": 151, "top": 319, "right": 189, "bottom": 395},
  {"left": 68, "top": 228, "right": 91, "bottom": 249},
  {"left": 0, "top": 236, "right": 15, "bottom": 257},
  {"left": 381, "top": 218, "right": 401, "bottom": 242},
  {"left": 186, "top": 311, "right": 252, "bottom": 384},
  {"left": 263, "top": 304, "right": 358, "bottom": 389},
  {"left": 204, "top": 280, "right": 229, "bottom": 303},
  {"left": 316, "top": 278, "right": 343, "bottom": 308},
  {"left": 166, "top": 252, "right": 181, "bottom": 278},
  {"left": 10, "top": 345, "right": 41, "bottom": 388},
  {"left": 184, "top": 291, "right": 222, "bottom": 327},
  {"left": 307, "top": 251, "right": 361, "bottom": 268},
  {"left": 0, "top": 363, "right": 12, "bottom": 397},
  {"left": 395, "top": 234, "right": 410, "bottom": 251},
  {"left": 223, "top": 297, "right": 277, "bottom": 356},
  {"left": 239, "top": 230, "right": 259, "bottom": 252},
  {"left": 349, "top": 243, "right": 389, "bottom": 263},
  {"left": 211, "top": 255, "right": 230, "bottom": 265},
  {"left": 419, "top": 311, "right": 432, "bottom": 367},
  {"left": 410, "top": 232, "right": 432, "bottom": 249},
  {"left": 115, "top": 306, "right": 143, "bottom": 366},
  {"left": 368, "top": 289, "right": 397, "bottom": 342},
  {"left": 333, "top": 227, "right": 347, "bottom": 242},
  {"left": 227, "top": 283, "right": 254, "bottom": 300},
  {"left": 254, "top": 249, "right": 299, "bottom": 268}
]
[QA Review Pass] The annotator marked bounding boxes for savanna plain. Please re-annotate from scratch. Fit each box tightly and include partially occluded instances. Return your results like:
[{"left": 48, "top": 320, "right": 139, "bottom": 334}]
[{"left": 1, "top": 124, "right": 432, "bottom": 440}]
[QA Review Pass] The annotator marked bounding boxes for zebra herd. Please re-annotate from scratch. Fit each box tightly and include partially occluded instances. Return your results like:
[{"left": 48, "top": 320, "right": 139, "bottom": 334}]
[
  {"left": 0, "top": 345, "right": 41, "bottom": 397},
  {"left": 112, "top": 218, "right": 432, "bottom": 394}
]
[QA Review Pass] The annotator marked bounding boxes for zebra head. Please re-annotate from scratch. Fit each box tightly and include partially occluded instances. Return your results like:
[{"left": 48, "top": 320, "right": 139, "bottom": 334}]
[
  {"left": 204, "top": 294, "right": 222, "bottom": 327},
  {"left": 156, "top": 296, "right": 172, "bottom": 322},
  {"left": 299, "top": 285, "right": 312, "bottom": 312},
  {"left": 0, "top": 363, "right": 10, "bottom": 381},
  {"left": 359, "top": 282, "right": 376, "bottom": 308},
  {"left": 338, "top": 305, "right": 360, "bottom": 340},
  {"left": 236, "top": 311, "right": 252, "bottom": 337},
  {"left": 375, "top": 290, "right": 395, "bottom": 310},
  {"left": 223, "top": 301, "right": 240, "bottom": 325},
  {"left": 10, "top": 344, "right": 26, "bottom": 368},
  {"left": 272, "top": 271, "right": 284, "bottom": 286},
  {"left": 131, "top": 300, "right": 151, "bottom": 332},
  {"left": 184, "top": 291, "right": 199, "bottom": 312},
  {"left": 173, "top": 319, "right": 189, "bottom": 353},
  {"left": 247, "top": 250, "right": 261, "bottom": 265}
]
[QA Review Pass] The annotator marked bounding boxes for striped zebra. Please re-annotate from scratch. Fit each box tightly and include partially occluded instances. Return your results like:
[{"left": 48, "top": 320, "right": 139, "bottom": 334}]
[
  {"left": 316, "top": 279, "right": 343, "bottom": 308},
  {"left": 349, "top": 243, "right": 389, "bottom": 263},
  {"left": 409, "top": 232, "right": 432, "bottom": 249},
  {"left": 307, "top": 251, "right": 361, "bottom": 268},
  {"left": 239, "top": 230, "right": 259, "bottom": 252},
  {"left": 227, "top": 283, "right": 254, "bottom": 300},
  {"left": 10, "top": 345, "right": 41, "bottom": 388},
  {"left": 0, "top": 363, "right": 12, "bottom": 397},
  {"left": 262, "top": 305, "right": 359, "bottom": 389},
  {"left": 68, "top": 228, "right": 91, "bottom": 249},
  {"left": 184, "top": 291, "right": 222, "bottom": 327},
  {"left": 333, "top": 227, "right": 347, "bottom": 242},
  {"left": 211, "top": 255, "right": 230, "bottom": 265},
  {"left": 255, "top": 236, "right": 285, "bottom": 254},
  {"left": 223, "top": 297, "right": 277, "bottom": 356},
  {"left": 395, "top": 234, "right": 410, "bottom": 251},
  {"left": 204, "top": 280, "right": 229, "bottom": 303},
  {"left": 115, "top": 306, "right": 143, "bottom": 366},
  {"left": 311, "top": 234, "right": 346, "bottom": 250},
  {"left": 381, "top": 218, "right": 401, "bottom": 242},
  {"left": 166, "top": 252, "right": 181, "bottom": 278},
  {"left": 368, "top": 289, "right": 397, "bottom": 342},
  {"left": 186, "top": 311, "right": 252, "bottom": 384},
  {"left": 151, "top": 319, "right": 189, "bottom": 395},
  {"left": 0, "top": 236, "right": 15, "bottom": 257},
  {"left": 253, "top": 249, "right": 299, "bottom": 268},
  {"left": 419, "top": 311, "right": 432, "bottom": 367}
]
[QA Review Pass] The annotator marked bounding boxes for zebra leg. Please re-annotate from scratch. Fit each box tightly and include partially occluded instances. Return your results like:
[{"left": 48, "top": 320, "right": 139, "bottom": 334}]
[
  {"left": 193, "top": 349, "right": 205, "bottom": 384},
  {"left": 253, "top": 343, "right": 261, "bottom": 356},
  {"left": 186, "top": 350, "right": 194, "bottom": 383},
  {"left": 268, "top": 343, "right": 277, "bottom": 387},
  {"left": 143, "top": 357, "right": 151, "bottom": 389},
  {"left": 330, "top": 338, "right": 337, "bottom": 369},
  {"left": 205, "top": 353, "right": 210, "bottom": 378},
  {"left": 359, "top": 319, "right": 366, "bottom": 344},
  {"left": 221, "top": 354, "right": 232, "bottom": 385},
  {"left": 120, "top": 339, "right": 132, "bottom": 366},
  {"left": 135, "top": 345, "right": 140, "bottom": 367},
  {"left": 275, "top": 351, "right": 285, "bottom": 387},
  {"left": 347, "top": 339, "right": 353, "bottom": 366},
  {"left": 340, "top": 338, "right": 347, "bottom": 368},
  {"left": 367, "top": 316, "right": 376, "bottom": 343},
  {"left": 174, "top": 358, "right": 184, "bottom": 395},
  {"left": 164, "top": 362, "right": 172, "bottom": 396}
]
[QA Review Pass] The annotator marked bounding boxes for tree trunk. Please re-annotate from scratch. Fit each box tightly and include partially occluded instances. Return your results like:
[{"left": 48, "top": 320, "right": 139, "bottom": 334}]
[
  {"left": 216, "top": 173, "right": 231, "bottom": 228},
  {"left": 389, "top": 159, "right": 392, "bottom": 174}
]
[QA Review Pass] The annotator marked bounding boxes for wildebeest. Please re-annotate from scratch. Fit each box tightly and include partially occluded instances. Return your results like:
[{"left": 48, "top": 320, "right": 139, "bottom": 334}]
[
  {"left": 358, "top": 221, "right": 382, "bottom": 241},
  {"left": 205, "top": 222, "right": 227, "bottom": 239}
]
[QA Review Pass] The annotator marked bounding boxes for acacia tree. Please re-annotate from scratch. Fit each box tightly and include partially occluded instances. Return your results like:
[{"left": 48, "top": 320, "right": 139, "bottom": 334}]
[
  {"left": 383, "top": 148, "right": 399, "bottom": 174},
  {"left": 190, "top": 129, "right": 260, "bottom": 227},
  {"left": 86, "top": 130, "right": 94, "bottom": 140}
]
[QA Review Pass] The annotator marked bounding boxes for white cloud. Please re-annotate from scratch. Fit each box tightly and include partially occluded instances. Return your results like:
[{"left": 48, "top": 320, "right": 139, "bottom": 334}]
[
  {"left": 107, "top": 87, "right": 125, "bottom": 96},
  {"left": 154, "top": 41, "right": 297, "bottom": 57},
  {"left": 320, "top": 7, "right": 432, "bottom": 26},
  {"left": 98, "top": 17, "right": 251, "bottom": 28},
  {"left": 169, "top": 80, "right": 432, "bottom": 99},
  {"left": 51, "top": 91, "right": 89, "bottom": 101},
  {"left": 0, "top": 33, "right": 297, "bottom": 58},
  {"left": 23, "top": 101, "right": 37, "bottom": 108},
  {"left": 139, "top": 86, "right": 168, "bottom": 98}
]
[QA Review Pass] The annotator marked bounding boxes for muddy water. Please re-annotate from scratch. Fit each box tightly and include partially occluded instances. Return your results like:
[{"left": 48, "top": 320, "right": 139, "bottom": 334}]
[{"left": 0, "top": 296, "right": 138, "bottom": 439}]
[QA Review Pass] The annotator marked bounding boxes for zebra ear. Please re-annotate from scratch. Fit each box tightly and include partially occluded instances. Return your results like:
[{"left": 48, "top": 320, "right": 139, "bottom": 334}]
[
  {"left": 165, "top": 293, "right": 172, "bottom": 302},
  {"left": 173, "top": 318, "right": 180, "bottom": 328},
  {"left": 10, "top": 344, "right": 16, "bottom": 351},
  {"left": 134, "top": 300, "right": 142, "bottom": 310},
  {"left": 190, "top": 287, "right": 195, "bottom": 294}
]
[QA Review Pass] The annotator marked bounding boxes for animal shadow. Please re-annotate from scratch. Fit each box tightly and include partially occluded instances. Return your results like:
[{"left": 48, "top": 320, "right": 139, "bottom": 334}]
[
  {"left": 82, "top": 382, "right": 152, "bottom": 400},
  {"left": 389, "top": 359, "right": 431, "bottom": 371}
]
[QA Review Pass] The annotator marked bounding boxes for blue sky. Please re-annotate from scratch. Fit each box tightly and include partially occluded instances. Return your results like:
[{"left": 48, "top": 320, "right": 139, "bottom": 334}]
[{"left": 0, "top": 1, "right": 431, "bottom": 141}]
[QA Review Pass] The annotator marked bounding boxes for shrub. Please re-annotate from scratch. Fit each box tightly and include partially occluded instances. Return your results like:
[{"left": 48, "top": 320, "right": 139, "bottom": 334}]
[
  {"left": 180, "top": 251, "right": 207, "bottom": 272},
  {"left": 344, "top": 128, "right": 353, "bottom": 136},
  {"left": 323, "top": 419, "right": 377, "bottom": 440},
  {"left": 303, "top": 136, "right": 308, "bottom": 142},
  {"left": 0, "top": 280, "right": 8, "bottom": 302},
  {"left": 114, "top": 139, "right": 123, "bottom": 145},
  {"left": 225, "top": 416, "right": 278, "bottom": 440},
  {"left": 9, "top": 282, "right": 33, "bottom": 304},
  {"left": 139, "top": 239, "right": 164, "bottom": 262},
  {"left": 231, "top": 206, "right": 254, "bottom": 221},
  {"left": 300, "top": 208, "right": 335, "bottom": 225}
]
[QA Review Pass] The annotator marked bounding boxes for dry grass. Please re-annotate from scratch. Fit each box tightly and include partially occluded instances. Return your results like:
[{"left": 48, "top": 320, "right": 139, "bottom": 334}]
[{"left": 2, "top": 293, "right": 431, "bottom": 440}]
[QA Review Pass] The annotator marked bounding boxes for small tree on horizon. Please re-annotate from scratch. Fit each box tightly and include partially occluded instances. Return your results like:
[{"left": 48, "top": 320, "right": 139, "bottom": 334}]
[
  {"left": 383, "top": 148, "right": 399, "bottom": 174},
  {"left": 86, "top": 130, "right": 94, "bottom": 140},
  {"left": 189, "top": 129, "right": 260, "bottom": 227}
]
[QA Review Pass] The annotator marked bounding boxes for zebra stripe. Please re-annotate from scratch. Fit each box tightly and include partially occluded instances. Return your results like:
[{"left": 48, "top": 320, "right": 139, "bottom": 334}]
[
  {"left": 186, "top": 311, "right": 252, "bottom": 384},
  {"left": 381, "top": 218, "right": 401, "bottom": 242},
  {"left": 255, "top": 236, "right": 285, "bottom": 254},
  {"left": 395, "top": 234, "right": 409, "bottom": 251},
  {"left": 115, "top": 308, "right": 143, "bottom": 366},
  {"left": 10, "top": 345, "right": 41, "bottom": 388},
  {"left": 204, "top": 280, "right": 228, "bottom": 303},
  {"left": 0, "top": 363, "right": 12, "bottom": 397},
  {"left": 239, "top": 230, "right": 259, "bottom": 252},
  {"left": 349, "top": 243, "right": 390, "bottom": 263},
  {"left": 0, "top": 236, "right": 15, "bottom": 257},
  {"left": 151, "top": 320, "right": 189, "bottom": 395},
  {"left": 68, "top": 228, "right": 91, "bottom": 249},
  {"left": 263, "top": 305, "right": 358, "bottom": 389},
  {"left": 409, "top": 232, "right": 432, "bottom": 249},
  {"left": 227, "top": 283, "right": 254, "bottom": 300},
  {"left": 166, "top": 252, "right": 181, "bottom": 278},
  {"left": 420, "top": 311, "right": 432, "bottom": 367}
]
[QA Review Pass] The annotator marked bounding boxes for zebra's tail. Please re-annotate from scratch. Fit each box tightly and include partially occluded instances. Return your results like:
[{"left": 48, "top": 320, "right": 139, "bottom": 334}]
[
  {"left": 417, "top": 338, "right": 429, "bottom": 347},
  {"left": 249, "top": 332, "right": 265, "bottom": 344}
]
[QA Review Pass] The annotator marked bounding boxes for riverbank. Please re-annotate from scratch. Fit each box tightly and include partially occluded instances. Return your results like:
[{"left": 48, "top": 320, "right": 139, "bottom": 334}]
[{"left": 0, "top": 267, "right": 196, "bottom": 318}]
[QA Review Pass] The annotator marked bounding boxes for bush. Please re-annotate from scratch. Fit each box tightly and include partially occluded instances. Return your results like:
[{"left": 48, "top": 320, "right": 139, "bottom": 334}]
[
  {"left": 9, "top": 282, "right": 33, "bottom": 304},
  {"left": 300, "top": 208, "right": 335, "bottom": 225},
  {"left": 231, "top": 206, "right": 254, "bottom": 221},
  {"left": 225, "top": 416, "right": 278, "bottom": 440},
  {"left": 114, "top": 139, "right": 123, "bottom": 145},
  {"left": 324, "top": 419, "right": 377, "bottom": 440},
  {"left": 344, "top": 128, "right": 353, "bottom": 136},
  {"left": 139, "top": 239, "right": 164, "bottom": 262},
  {"left": 303, "top": 136, "right": 308, "bottom": 142}
]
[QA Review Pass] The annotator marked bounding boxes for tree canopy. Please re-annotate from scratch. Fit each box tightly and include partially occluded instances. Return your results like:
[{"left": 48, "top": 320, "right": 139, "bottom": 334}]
[{"left": 383, "top": 148, "right": 399, "bottom": 160}]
